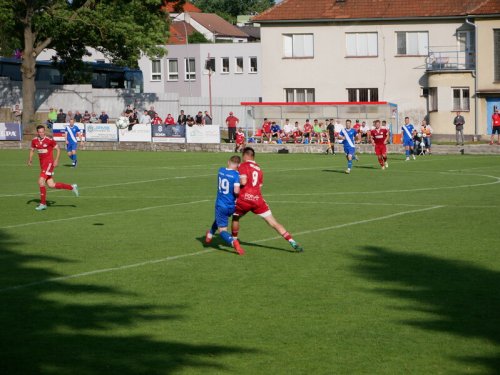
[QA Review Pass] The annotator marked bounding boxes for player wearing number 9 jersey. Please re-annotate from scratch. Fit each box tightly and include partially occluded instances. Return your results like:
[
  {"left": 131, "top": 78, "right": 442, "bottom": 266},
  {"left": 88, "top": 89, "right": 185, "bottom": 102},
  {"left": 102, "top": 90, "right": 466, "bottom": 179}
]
[
  {"left": 231, "top": 147, "right": 303, "bottom": 252},
  {"left": 205, "top": 155, "right": 245, "bottom": 255}
]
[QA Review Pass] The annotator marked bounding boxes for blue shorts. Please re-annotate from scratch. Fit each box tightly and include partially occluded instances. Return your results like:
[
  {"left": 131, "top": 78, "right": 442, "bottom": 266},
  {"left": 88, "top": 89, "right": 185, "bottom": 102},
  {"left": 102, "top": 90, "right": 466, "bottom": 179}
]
[
  {"left": 215, "top": 204, "right": 235, "bottom": 228},
  {"left": 343, "top": 146, "right": 356, "bottom": 156},
  {"left": 403, "top": 139, "right": 414, "bottom": 147},
  {"left": 66, "top": 143, "right": 78, "bottom": 152}
]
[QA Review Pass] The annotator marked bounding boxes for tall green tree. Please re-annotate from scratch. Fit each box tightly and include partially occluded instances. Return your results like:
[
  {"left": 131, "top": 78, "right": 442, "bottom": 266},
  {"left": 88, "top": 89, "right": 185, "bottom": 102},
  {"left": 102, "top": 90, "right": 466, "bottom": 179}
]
[
  {"left": 192, "top": 0, "right": 274, "bottom": 22},
  {"left": 0, "top": 0, "right": 171, "bottom": 135}
]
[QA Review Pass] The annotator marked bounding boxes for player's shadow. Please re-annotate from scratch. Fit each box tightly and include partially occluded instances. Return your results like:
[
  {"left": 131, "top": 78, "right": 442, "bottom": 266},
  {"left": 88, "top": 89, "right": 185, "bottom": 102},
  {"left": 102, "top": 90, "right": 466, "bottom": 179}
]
[
  {"left": 352, "top": 245, "right": 500, "bottom": 374},
  {"left": 195, "top": 235, "right": 239, "bottom": 255},
  {"left": 355, "top": 165, "right": 378, "bottom": 170},
  {"left": 322, "top": 169, "right": 350, "bottom": 174},
  {"left": 0, "top": 230, "right": 256, "bottom": 374},
  {"left": 26, "top": 199, "right": 76, "bottom": 208},
  {"left": 239, "top": 241, "right": 298, "bottom": 253}
]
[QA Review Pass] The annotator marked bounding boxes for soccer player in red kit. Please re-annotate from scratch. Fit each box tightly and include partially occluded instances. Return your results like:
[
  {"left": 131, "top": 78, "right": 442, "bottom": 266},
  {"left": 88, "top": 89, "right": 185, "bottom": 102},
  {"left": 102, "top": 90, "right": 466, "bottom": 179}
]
[
  {"left": 28, "top": 125, "right": 79, "bottom": 211},
  {"left": 370, "top": 119, "right": 389, "bottom": 169},
  {"left": 231, "top": 147, "right": 303, "bottom": 252}
]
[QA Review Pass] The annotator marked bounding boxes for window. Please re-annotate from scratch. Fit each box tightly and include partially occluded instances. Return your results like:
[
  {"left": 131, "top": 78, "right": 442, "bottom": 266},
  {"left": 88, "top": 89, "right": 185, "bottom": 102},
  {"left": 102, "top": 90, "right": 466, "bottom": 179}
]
[
  {"left": 204, "top": 58, "right": 215, "bottom": 74},
  {"left": 425, "top": 87, "right": 438, "bottom": 111},
  {"left": 235, "top": 57, "right": 243, "bottom": 73},
  {"left": 396, "top": 31, "right": 428, "bottom": 56},
  {"left": 453, "top": 87, "right": 470, "bottom": 111},
  {"left": 249, "top": 57, "right": 258, "bottom": 73},
  {"left": 283, "top": 34, "right": 314, "bottom": 58},
  {"left": 184, "top": 58, "right": 196, "bottom": 81},
  {"left": 221, "top": 57, "right": 229, "bottom": 73},
  {"left": 151, "top": 59, "right": 162, "bottom": 81},
  {"left": 285, "top": 88, "right": 315, "bottom": 102},
  {"left": 167, "top": 59, "right": 179, "bottom": 81},
  {"left": 495, "top": 30, "right": 500, "bottom": 81},
  {"left": 346, "top": 33, "right": 378, "bottom": 57},
  {"left": 347, "top": 88, "right": 379, "bottom": 102}
]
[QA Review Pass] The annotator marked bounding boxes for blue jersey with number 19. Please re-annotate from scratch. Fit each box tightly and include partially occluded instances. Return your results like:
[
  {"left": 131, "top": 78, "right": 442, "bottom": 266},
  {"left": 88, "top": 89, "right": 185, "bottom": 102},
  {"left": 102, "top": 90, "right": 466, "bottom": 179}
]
[{"left": 216, "top": 168, "right": 240, "bottom": 209}]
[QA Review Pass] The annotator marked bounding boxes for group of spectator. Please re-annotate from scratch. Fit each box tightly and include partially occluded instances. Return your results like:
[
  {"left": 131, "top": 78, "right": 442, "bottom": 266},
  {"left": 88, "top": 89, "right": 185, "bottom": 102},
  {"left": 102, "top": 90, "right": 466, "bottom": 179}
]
[
  {"left": 46, "top": 108, "right": 109, "bottom": 128},
  {"left": 124, "top": 105, "right": 213, "bottom": 129}
]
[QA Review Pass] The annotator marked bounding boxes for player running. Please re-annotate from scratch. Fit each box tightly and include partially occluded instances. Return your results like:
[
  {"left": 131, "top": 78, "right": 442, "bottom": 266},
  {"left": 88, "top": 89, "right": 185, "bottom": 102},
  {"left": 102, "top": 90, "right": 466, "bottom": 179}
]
[
  {"left": 370, "top": 119, "right": 390, "bottom": 170},
  {"left": 401, "top": 116, "right": 416, "bottom": 161},
  {"left": 65, "top": 119, "right": 84, "bottom": 167},
  {"left": 28, "top": 125, "right": 79, "bottom": 211},
  {"left": 337, "top": 119, "right": 360, "bottom": 174},
  {"left": 231, "top": 147, "right": 303, "bottom": 252},
  {"left": 205, "top": 155, "right": 245, "bottom": 255}
]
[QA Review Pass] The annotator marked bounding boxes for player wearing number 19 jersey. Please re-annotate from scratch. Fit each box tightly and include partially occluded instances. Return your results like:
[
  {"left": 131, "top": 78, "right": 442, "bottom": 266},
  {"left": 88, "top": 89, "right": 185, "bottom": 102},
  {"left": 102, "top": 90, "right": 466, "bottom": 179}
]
[
  {"left": 231, "top": 147, "right": 303, "bottom": 252},
  {"left": 205, "top": 155, "right": 245, "bottom": 255}
]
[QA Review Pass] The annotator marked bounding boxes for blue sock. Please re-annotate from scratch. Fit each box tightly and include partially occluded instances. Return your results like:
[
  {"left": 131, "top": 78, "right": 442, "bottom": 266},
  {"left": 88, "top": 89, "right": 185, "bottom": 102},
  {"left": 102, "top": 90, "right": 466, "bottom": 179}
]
[
  {"left": 220, "top": 231, "right": 234, "bottom": 246},
  {"left": 210, "top": 221, "right": 218, "bottom": 235},
  {"left": 406, "top": 150, "right": 410, "bottom": 157},
  {"left": 347, "top": 159, "right": 353, "bottom": 169}
]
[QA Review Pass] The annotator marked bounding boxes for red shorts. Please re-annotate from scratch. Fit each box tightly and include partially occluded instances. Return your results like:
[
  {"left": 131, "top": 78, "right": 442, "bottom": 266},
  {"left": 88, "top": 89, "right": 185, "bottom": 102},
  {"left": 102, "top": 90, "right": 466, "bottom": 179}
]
[
  {"left": 374, "top": 144, "right": 387, "bottom": 156},
  {"left": 234, "top": 195, "right": 271, "bottom": 217},
  {"left": 40, "top": 161, "right": 55, "bottom": 179}
]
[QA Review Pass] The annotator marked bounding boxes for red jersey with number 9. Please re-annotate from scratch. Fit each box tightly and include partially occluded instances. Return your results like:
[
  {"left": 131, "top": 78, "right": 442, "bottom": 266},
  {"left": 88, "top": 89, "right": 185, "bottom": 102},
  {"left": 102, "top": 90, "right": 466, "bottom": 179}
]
[{"left": 238, "top": 160, "right": 263, "bottom": 198}]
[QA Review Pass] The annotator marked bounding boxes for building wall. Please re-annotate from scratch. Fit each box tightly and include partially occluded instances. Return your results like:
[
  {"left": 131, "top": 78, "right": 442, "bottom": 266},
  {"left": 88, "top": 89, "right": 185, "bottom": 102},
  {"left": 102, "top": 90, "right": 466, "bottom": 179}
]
[
  {"left": 140, "top": 43, "right": 261, "bottom": 99},
  {"left": 477, "top": 18, "right": 500, "bottom": 91},
  {"left": 428, "top": 72, "right": 476, "bottom": 135},
  {"left": 260, "top": 19, "right": 469, "bottom": 125}
]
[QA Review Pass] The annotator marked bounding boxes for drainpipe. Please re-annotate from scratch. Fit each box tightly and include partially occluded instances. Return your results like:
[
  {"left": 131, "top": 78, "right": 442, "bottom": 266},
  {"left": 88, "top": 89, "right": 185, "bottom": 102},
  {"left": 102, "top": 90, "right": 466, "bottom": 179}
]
[{"left": 465, "top": 17, "right": 478, "bottom": 138}]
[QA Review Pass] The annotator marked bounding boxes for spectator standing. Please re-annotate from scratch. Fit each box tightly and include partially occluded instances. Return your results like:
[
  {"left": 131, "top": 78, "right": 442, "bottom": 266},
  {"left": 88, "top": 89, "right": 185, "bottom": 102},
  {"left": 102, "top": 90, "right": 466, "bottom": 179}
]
[
  {"left": 47, "top": 108, "right": 57, "bottom": 128},
  {"left": 490, "top": 108, "right": 500, "bottom": 145},
  {"left": 124, "top": 104, "right": 133, "bottom": 116},
  {"left": 99, "top": 111, "right": 109, "bottom": 124},
  {"left": 326, "top": 119, "right": 336, "bottom": 155},
  {"left": 421, "top": 119, "right": 433, "bottom": 154},
  {"left": 82, "top": 110, "right": 91, "bottom": 123},
  {"left": 147, "top": 106, "right": 157, "bottom": 118},
  {"left": 186, "top": 115, "right": 195, "bottom": 127},
  {"left": 164, "top": 113, "right": 175, "bottom": 125},
  {"left": 66, "top": 111, "right": 74, "bottom": 122},
  {"left": 225, "top": 111, "right": 239, "bottom": 142},
  {"left": 140, "top": 110, "right": 151, "bottom": 125},
  {"left": 12, "top": 103, "right": 22, "bottom": 123},
  {"left": 56, "top": 109, "right": 66, "bottom": 123},
  {"left": 178, "top": 110, "right": 187, "bottom": 125},
  {"left": 73, "top": 110, "right": 83, "bottom": 122},
  {"left": 453, "top": 111, "right": 465, "bottom": 146},
  {"left": 195, "top": 111, "right": 204, "bottom": 125},
  {"left": 151, "top": 113, "right": 163, "bottom": 125},
  {"left": 89, "top": 112, "right": 99, "bottom": 123},
  {"left": 203, "top": 111, "right": 212, "bottom": 125}
]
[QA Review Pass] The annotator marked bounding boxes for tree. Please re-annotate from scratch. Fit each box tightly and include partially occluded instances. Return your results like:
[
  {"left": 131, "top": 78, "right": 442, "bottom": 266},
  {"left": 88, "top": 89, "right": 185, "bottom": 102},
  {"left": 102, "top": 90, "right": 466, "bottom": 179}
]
[
  {"left": 0, "top": 0, "right": 171, "bottom": 135},
  {"left": 188, "top": 31, "right": 210, "bottom": 44},
  {"left": 192, "top": 0, "right": 275, "bottom": 23}
]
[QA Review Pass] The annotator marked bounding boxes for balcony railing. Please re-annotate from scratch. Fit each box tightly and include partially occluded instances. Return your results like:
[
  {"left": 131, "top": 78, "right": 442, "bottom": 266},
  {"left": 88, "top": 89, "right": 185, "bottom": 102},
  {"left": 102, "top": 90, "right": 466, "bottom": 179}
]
[{"left": 426, "top": 48, "right": 475, "bottom": 71}]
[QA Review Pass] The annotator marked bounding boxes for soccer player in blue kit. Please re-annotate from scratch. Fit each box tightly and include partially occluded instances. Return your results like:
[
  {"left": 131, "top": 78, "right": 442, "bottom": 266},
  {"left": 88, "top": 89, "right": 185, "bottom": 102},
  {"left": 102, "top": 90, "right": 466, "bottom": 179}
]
[
  {"left": 401, "top": 116, "right": 416, "bottom": 161},
  {"left": 65, "top": 119, "right": 84, "bottom": 167},
  {"left": 205, "top": 155, "right": 245, "bottom": 255},
  {"left": 338, "top": 119, "right": 360, "bottom": 174}
]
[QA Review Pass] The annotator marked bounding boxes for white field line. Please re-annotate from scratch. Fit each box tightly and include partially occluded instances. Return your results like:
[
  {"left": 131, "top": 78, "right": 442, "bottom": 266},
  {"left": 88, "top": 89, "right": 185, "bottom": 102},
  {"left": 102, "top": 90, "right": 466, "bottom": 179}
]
[
  {"left": 0, "top": 205, "right": 443, "bottom": 293},
  {"left": 0, "top": 199, "right": 210, "bottom": 230}
]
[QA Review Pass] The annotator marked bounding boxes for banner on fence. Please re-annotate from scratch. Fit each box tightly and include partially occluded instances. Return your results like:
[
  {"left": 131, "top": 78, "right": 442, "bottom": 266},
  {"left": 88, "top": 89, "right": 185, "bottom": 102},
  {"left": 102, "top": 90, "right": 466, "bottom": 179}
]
[
  {"left": 186, "top": 125, "right": 220, "bottom": 144},
  {"left": 52, "top": 123, "right": 86, "bottom": 142},
  {"left": 118, "top": 123, "right": 152, "bottom": 142},
  {"left": 0, "top": 123, "right": 22, "bottom": 141},
  {"left": 85, "top": 123, "right": 118, "bottom": 142},
  {"left": 152, "top": 124, "right": 186, "bottom": 143}
]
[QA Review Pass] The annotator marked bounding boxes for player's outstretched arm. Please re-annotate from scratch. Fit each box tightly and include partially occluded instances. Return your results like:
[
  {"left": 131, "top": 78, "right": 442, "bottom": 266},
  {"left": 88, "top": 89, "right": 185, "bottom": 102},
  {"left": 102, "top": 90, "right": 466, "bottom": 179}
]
[{"left": 27, "top": 148, "right": 34, "bottom": 166}]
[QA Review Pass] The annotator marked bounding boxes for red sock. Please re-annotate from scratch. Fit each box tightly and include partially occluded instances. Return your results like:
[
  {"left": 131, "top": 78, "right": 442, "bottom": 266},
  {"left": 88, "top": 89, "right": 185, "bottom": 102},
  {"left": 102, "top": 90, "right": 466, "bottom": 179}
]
[
  {"left": 282, "top": 231, "right": 292, "bottom": 241},
  {"left": 232, "top": 230, "right": 238, "bottom": 238},
  {"left": 378, "top": 157, "right": 384, "bottom": 166},
  {"left": 383, "top": 155, "right": 387, "bottom": 162},
  {"left": 55, "top": 182, "right": 72, "bottom": 190},
  {"left": 40, "top": 186, "right": 47, "bottom": 205}
]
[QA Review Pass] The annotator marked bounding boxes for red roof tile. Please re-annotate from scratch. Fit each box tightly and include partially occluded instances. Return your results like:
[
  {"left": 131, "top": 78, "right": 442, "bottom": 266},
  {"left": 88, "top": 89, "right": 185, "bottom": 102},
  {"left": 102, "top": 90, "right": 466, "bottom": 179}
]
[
  {"left": 253, "top": 0, "right": 500, "bottom": 22},
  {"left": 189, "top": 13, "right": 249, "bottom": 38},
  {"left": 168, "top": 21, "right": 197, "bottom": 44},
  {"left": 163, "top": 0, "right": 201, "bottom": 14}
]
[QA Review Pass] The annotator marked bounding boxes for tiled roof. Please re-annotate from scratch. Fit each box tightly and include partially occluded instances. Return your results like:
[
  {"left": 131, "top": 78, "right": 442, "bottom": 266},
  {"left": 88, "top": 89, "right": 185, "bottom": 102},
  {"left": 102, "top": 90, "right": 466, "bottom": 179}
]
[
  {"left": 163, "top": 0, "right": 201, "bottom": 14},
  {"left": 168, "top": 21, "right": 197, "bottom": 45},
  {"left": 189, "top": 13, "right": 249, "bottom": 38},
  {"left": 253, "top": 0, "right": 500, "bottom": 22}
]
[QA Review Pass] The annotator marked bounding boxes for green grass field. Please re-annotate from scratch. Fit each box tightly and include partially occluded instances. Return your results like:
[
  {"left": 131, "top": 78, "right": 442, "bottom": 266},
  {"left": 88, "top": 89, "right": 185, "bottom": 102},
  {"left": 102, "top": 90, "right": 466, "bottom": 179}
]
[{"left": 1, "top": 149, "right": 499, "bottom": 375}]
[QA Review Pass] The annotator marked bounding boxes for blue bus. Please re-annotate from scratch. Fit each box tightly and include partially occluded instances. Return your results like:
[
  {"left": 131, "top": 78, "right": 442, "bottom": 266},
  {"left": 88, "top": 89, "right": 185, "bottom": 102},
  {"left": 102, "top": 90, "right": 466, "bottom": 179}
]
[{"left": 0, "top": 57, "right": 143, "bottom": 93}]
